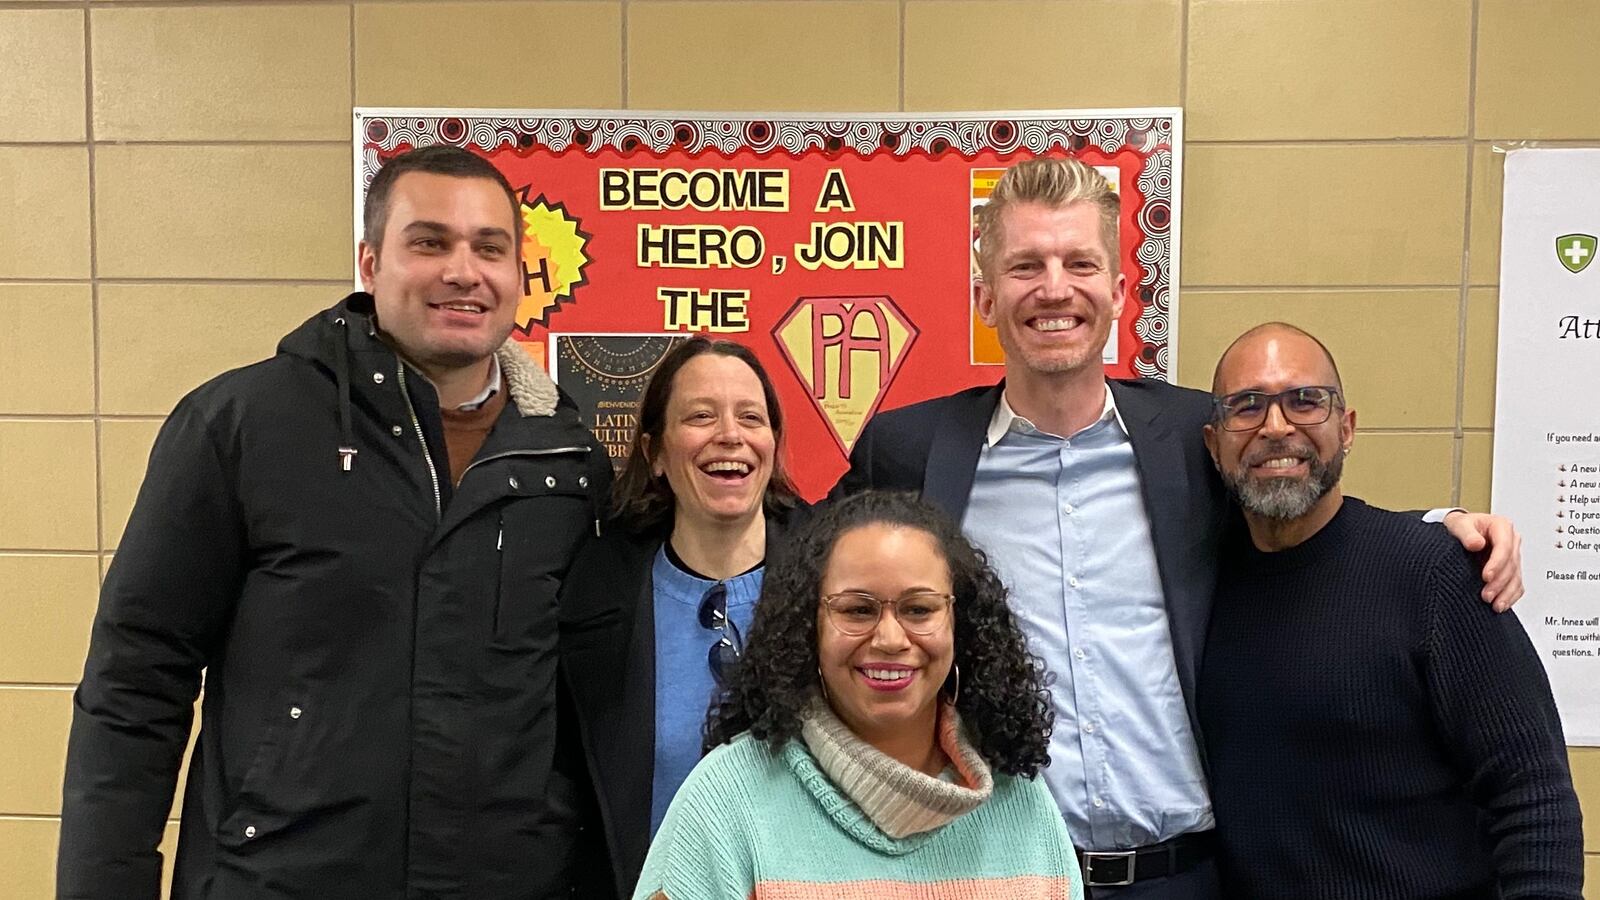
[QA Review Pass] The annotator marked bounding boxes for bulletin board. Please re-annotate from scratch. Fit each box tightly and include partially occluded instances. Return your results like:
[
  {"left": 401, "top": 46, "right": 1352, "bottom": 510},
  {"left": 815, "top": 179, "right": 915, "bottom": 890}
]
[{"left": 355, "top": 109, "right": 1182, "bottom": 498}]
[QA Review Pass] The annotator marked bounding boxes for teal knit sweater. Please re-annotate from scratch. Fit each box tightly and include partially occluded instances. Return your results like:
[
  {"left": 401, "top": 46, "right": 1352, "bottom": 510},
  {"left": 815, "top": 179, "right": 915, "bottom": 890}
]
[{"left": 634, "top": 715, "right": 1082, "bottom": 900}]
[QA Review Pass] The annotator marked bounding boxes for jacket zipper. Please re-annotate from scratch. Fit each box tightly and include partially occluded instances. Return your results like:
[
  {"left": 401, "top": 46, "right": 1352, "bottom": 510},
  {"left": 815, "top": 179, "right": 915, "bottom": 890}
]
[
  {"left": 395, "top": 361, "right": 442, "bottom": 520},
  {"left": 459, "top": 445, "right": 590, "bottom": 480},
  {"left": 461, "top": 445, "right": 601, "bottom": 538}
]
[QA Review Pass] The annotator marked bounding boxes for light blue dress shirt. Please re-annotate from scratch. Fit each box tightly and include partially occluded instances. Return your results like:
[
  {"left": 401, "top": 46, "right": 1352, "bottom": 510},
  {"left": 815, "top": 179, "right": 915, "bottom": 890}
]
[{"left": 962, "top": 388, "right": 1213, "bottom": 850}]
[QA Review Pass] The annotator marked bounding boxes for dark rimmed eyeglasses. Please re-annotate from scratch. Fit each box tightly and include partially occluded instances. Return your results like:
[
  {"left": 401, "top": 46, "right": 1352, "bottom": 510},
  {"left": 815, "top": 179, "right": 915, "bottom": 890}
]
[
  {"left": 821, "top": 591, "right": 955, "bottom": 638},
  {"left": 697, "top": 583, "right": 743, "bottom": 684},
  {"left": 1213, "top": 385, "right": 1343, "bottom": 433}
]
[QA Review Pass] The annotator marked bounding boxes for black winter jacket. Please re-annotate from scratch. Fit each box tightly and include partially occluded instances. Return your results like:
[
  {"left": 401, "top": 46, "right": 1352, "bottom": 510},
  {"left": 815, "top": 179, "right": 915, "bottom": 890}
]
[{"left": 59, "top": 293, "right": 614, "bottom": 899}]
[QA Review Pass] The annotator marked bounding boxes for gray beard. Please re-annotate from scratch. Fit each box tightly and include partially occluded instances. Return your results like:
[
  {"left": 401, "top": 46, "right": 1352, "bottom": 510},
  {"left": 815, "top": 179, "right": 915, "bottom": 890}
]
[{"left": 1222, "top": 449, "right": 1343, "bottom": 521}]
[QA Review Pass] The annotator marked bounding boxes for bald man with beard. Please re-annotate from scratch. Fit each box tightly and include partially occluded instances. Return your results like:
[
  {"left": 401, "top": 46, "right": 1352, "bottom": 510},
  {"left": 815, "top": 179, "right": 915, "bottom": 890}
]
[{"left": 1198, "top": 323, "right": 1582, "bottom": 899}]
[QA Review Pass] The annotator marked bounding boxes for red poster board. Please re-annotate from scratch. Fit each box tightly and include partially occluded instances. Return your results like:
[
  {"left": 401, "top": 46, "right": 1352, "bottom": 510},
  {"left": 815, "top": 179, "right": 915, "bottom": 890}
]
[{"left": 356, "top": 110, "right": 1182, "bottom": 499}]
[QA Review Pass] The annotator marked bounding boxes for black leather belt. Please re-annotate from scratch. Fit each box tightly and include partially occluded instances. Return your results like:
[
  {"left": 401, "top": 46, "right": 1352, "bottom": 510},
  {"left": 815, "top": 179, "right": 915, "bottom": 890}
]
[{"left": 1074, "top": 830, "right": 1215, "bottom": 887}]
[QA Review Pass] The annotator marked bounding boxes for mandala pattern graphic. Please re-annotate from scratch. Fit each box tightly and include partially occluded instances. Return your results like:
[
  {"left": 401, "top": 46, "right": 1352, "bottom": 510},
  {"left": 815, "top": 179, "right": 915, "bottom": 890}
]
[{"left": 559, "top": 335, "right": 685, "bottom": 392}]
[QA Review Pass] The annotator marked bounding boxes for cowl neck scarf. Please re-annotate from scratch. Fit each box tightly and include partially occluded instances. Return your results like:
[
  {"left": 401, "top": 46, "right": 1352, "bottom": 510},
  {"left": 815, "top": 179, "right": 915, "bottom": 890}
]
[{"left": 796, "top": 695, "right": 994, "bottom": 839}]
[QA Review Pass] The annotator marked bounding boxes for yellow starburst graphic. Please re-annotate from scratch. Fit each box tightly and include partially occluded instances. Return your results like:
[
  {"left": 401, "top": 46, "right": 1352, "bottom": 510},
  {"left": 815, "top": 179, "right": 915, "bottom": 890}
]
[{"left": 517, "top": 191, "right": 591, "bottom": 329}]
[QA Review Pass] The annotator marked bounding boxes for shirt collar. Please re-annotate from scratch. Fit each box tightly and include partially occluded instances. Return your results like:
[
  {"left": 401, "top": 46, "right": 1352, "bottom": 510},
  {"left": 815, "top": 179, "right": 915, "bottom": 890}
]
[
  {"left": 985, "top": 381, "right": 1127, "bottom": 447},
  {"left": 453, "top": 352, "right": 502, "bottom": 412}
]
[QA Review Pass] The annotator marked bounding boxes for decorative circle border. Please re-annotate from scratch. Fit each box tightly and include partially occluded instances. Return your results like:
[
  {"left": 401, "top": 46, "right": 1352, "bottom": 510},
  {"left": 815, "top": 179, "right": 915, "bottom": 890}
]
[{"left": 363, "top": 115, "right": 1173, "bottom": 161}]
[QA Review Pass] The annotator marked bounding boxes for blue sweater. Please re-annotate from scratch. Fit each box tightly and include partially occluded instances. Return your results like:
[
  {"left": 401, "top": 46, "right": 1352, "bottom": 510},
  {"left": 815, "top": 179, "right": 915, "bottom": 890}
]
[{"left": 649, "top": 549, "right": 762, "bottom": 832}]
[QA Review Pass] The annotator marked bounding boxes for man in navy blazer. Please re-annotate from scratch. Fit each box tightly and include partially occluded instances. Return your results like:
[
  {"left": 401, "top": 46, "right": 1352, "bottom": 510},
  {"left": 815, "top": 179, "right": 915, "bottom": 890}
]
[{"left": 830, "top": 158, "right": 1523, "bottom": 898}]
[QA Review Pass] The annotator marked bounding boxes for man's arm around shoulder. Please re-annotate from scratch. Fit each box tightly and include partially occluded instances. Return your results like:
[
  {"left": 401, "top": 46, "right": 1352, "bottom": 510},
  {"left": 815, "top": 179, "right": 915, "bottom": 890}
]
[
  {"left": 1420, "top": 545, "right": 1583, "bottom": 899},
  {"left": 59, "top": 400, "right": 245, "bottom": 898}
]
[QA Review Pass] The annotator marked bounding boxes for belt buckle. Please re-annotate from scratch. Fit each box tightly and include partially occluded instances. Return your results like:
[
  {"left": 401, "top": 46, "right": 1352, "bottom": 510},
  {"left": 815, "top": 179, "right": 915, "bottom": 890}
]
[{"left": 1082, "top": 850, "right": 1136, "bottom": 887}]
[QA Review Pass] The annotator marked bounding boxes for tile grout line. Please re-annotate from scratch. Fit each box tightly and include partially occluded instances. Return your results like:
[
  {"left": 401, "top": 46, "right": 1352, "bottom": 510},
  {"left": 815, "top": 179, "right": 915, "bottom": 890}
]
[
  {"left": 897, "top": 0, "right": 906, "bottom": 113},
  {"left": 1181, "top": 283, "right": 1475, "bottom": 293},
  {"left": 1179, "top": 0, "right": 1190, "bottom": 111},
  {"left": 2, "top": 415, "right": 166, "bottom": 422},
  {"left": 349, "top": 1, "right": 356, "bottom": 319},
  {"left": 0, "top": 813, "right": 211, "bottom": 825},
  {"left": 1451, "top": 0, "right": 1483, "bottom": 509},
  {"left": 0, "top": 278, "right": 354, "bottom": 286},
  {"left": 0, "top": 140, "right": 352, "bottom": 149},
  {"left": 1182, "top": 136, "right": 1480, "bottom": 147},
  {"left": 1179, "top": 0, "right": 1188, "bottom": 363},
  {"left": 47, "top": 0, "right": 614, "bottom": 6},
  {"left": 83, "top": 2, "right": 106, "bottom": 561},
  {"left": 0, "top": 814, "right": 185, "bottom": 825},
  {"left": 349, "top": 2, "right": 356, "bottom": 126}
]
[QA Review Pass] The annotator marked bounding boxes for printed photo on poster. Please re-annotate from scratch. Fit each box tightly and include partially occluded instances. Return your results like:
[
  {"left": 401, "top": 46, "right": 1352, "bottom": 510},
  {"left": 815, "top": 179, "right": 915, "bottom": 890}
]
[{"left": 969, "top": 165, "right": 1121, "bottom": 366}]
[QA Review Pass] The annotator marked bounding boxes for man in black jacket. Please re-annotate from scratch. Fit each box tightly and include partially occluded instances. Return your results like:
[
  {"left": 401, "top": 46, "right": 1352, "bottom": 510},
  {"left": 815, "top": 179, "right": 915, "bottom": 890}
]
[{"left": 59, "top": 146, "right": 614, "bottom": 899}]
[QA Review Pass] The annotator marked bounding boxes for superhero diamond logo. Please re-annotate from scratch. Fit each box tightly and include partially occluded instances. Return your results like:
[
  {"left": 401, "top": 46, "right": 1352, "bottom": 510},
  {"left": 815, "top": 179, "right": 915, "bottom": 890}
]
[
  {"left": 1557, "top": 233, "right": 1596, "bottom": 275},
  {"left": 773, "top": 295, "right": 918, "bottom": 456}
]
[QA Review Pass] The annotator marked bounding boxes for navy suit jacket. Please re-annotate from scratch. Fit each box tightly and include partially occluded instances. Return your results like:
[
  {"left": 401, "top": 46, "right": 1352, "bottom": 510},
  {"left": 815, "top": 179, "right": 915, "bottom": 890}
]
[{"left": 829, "top": 378, "right": 1236, "bottom": 740}]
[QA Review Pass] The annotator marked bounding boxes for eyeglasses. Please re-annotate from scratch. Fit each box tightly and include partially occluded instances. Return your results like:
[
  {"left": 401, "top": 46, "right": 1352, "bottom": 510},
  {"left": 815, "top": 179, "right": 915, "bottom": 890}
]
[
  {"left": 821, "top": 591, "right": 955, "bottom": 638},
  {"left": 697, "top": 583, "right": 743, "bottom": 684},
  {"left": 1213, "top": 386, "right": 1343, "bottom": 433}
]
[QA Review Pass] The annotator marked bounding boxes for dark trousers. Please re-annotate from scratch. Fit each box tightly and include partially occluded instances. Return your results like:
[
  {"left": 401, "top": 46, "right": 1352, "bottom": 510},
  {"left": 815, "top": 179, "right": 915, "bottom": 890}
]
[{"left": 1086, "top": 858, "right": 1221, "bottom": 900}]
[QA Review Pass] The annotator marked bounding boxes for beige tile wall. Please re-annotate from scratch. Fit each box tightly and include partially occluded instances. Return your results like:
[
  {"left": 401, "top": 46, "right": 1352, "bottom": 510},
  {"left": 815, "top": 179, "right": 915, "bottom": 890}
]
[{"left": 1, "top": 0, "right": 1593, "bottom": 894}]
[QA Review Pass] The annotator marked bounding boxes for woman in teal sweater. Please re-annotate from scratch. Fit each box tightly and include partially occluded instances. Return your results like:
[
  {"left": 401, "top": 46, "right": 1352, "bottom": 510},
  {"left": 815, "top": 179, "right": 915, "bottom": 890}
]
[{"left": 635, "top": 491, "right": 1083, "bottom": 900}]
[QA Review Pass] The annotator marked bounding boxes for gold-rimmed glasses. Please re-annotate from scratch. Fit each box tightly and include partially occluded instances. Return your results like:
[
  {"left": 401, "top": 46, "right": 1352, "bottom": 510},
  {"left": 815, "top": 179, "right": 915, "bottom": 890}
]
[{"left": 821, "top": 590, "right": 955, "bottom": 638}]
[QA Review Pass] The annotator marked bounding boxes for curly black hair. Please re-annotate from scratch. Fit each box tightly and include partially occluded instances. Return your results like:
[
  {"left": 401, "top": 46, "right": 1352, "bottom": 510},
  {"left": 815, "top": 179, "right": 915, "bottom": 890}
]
[{"left": 704, "top": 490, "right": 1054, "bottom": 777}]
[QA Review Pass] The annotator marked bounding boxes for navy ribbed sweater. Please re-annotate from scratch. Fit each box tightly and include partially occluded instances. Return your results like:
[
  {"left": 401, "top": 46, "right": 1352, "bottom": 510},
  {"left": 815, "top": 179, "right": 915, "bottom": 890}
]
[{"left": 1200, "top": 497, "right": 1583, "bottom": 899}]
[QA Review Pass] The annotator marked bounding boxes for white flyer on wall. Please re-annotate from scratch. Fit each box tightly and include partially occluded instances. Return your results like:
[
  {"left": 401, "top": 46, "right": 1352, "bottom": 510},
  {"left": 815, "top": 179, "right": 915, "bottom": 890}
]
[{"left": 1493, "top": 148, "right": 1600, "bottom": 745}]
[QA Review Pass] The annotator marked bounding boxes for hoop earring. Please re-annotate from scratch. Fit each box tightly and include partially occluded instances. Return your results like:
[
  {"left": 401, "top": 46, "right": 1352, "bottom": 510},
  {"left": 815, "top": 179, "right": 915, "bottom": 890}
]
[
  {"left": 944, "top": 664, "right": 960, "bottom": 705},
  {"left": 817, "top": 666, "right": 829, "bottom": 702}
]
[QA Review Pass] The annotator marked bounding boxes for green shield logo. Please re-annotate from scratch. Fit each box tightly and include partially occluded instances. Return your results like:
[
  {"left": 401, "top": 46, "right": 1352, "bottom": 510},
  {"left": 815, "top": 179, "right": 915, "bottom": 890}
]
[{"left": 1557, "top": 233, "right": 1596, "bottom": 274}]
